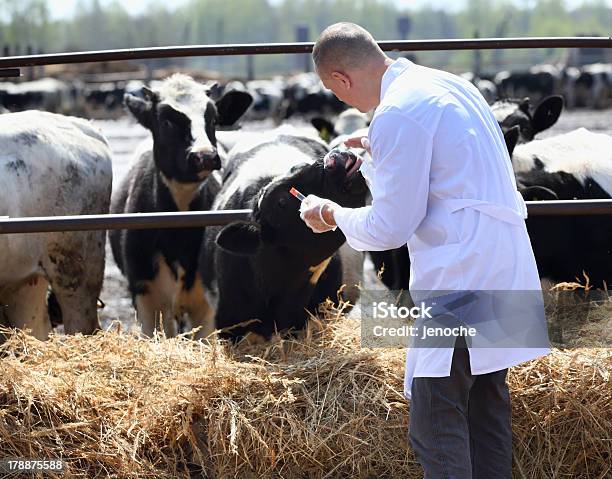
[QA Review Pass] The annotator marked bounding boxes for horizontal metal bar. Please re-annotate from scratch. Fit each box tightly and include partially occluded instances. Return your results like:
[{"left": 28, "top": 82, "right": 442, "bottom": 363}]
[
  {"left": 0, "top": 210, "right": 251, "bottom": 234},
  {"left": 1, "top": 200, "right": 612, "bottom": 235},
  {"left": 0, "top": 68, "right": 20, "bottom": 78},
  {"left": 0, "top": 37, "right": 610, "bottom": 69},
  {"left": 525, "top": 199, "right": 612, "bottom": 216}
]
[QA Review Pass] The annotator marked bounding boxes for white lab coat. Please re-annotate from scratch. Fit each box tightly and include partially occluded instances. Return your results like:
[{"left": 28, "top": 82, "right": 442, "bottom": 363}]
[{"left": 333, "top": 58, "right": 550, "bottom": 399}]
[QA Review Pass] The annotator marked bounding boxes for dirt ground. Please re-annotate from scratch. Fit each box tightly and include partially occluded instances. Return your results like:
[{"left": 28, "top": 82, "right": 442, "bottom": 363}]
[{"left": 93, "top": 109, "right": 612, "bottom": 332}]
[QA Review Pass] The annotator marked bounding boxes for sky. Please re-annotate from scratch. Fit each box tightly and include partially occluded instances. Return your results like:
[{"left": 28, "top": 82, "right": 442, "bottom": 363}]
[{"left": 47, "top": 0, "right": 612, "bottom": 20}]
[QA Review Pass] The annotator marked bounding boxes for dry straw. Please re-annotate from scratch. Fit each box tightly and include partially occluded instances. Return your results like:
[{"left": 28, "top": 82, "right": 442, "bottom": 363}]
[{"left": 0, "top": 300, "right": 610, "bottom": 478}]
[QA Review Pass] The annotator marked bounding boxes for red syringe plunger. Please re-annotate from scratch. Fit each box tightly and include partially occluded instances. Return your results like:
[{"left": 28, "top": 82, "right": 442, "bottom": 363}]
[{"left": 289, "top": 187, "right": 306, "bottom": 202}]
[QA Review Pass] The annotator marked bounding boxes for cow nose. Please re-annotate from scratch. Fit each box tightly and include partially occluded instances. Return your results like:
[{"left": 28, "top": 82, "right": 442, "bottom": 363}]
[
  {"left": 188, "top": 149, "right": 221, "bottom": 171},
  {"left": 324, "top": 150, "right": 342, "bottom": 170}
]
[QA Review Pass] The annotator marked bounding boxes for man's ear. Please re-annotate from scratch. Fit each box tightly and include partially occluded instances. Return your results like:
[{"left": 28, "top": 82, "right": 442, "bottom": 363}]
[
  {"left": 216, "top": 90, "right": 253, "bottom": 127},
  {"left": 504, "top": 125, "right": 521, "bottom": 157},
  {"left": 330, "top": 71, "right": 351, "bottom": 89},
  {"left": 124, "top": 93, "right": 154, "bottom": 130},
  {"left": 216, "top": 221, "right": 261, "bottom": 256}
]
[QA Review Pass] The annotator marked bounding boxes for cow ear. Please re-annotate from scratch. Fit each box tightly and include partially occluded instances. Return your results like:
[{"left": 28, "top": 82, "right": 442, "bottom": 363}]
[
  {"left": 519, "top": 97, "right": 531, "bottom": 114},
  {"left": 504, "top": 125, "right": 520, "bottom": 157},
  {"left": 215, "top": 90, "right": 253, "bottom": 127},
  {"left": 520, "top": 186, "right": 559, "bottom": 201},
  {"left": 206, "top": 82, "right": 223, "bottom": 100},
  {"left": 216, "top": 221, "right": 261, "bottom": 256},
  {"left": 124, "top": 93, "right": 153, "bottom": 130},
  {"left": 311, "top": 117, "right": 336, "bottom": 142},
  {"left": 142, "top": 86, "right": 157, "bottom": 102},
  {"left": 533, "top": 95, "right": 563, "bottom": 135}
]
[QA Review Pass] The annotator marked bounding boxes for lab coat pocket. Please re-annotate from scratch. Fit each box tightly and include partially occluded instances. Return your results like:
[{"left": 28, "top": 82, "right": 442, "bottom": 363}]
[{"left": 408, "top": 241, "right": 463, "bottom": 291}]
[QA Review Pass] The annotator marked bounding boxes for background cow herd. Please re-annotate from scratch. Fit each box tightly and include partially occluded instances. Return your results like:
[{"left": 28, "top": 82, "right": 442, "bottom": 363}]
[
  {"left": 1, "top": 60, "right": 612, "bottom": 121},
  {"left": 1, "top": 61, "right": 611, "bottom": 343}
]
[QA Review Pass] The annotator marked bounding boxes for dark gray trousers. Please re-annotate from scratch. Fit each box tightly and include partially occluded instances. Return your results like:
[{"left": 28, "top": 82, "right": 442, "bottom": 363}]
[{"left": 408, "top": 337, "right": 512, "bottom": 479}]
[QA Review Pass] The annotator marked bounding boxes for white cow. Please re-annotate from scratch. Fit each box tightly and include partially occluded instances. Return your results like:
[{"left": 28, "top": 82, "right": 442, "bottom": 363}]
[{"left": 0, "top": 111, "right": 112, "bottom": 339}]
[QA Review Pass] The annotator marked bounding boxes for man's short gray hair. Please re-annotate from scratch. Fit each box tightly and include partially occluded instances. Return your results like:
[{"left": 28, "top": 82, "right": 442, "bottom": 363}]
[{"left": 313, "top": 22, "right": 384, "bottom": 74}]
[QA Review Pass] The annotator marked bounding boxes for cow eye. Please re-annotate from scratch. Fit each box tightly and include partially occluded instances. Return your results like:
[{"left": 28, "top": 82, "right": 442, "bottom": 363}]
[
  {"left": 163, "top": 119, "right": 174, "bottom": 129},
  {"left": 278, "top": 197, "right": 287, "bottom": 209}
]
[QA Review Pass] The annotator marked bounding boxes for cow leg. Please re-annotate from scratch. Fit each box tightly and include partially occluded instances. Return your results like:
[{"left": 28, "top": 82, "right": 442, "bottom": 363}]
[
  {"left": 187, "top": 297, "right": 215, "bottom": 339},
  {"left": 2, "top": 276, "right": 52, "bottom": 340},
  {"left": 134, "top": 258, "right": 178, "bottom": 337},
  {"left": 134, "top": 293, "right": 177, "bottom": 338},
  {"left": 178, "top": 275, "right": 215, "bottom": 340},
  {"left": 186, "top": 304, "right": 215, "bottom": 340},
  {"left": 42, "top": 235, "right": 104, "bottom": 335}
]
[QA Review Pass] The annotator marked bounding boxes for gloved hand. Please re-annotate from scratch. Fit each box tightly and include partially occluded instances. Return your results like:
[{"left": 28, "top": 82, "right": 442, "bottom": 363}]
[
  {"left": 344, "top": 135, "right": 371, "bottom": 153},
  {"left": 299, "top": 194, "right": 339, "bottom": 234}
]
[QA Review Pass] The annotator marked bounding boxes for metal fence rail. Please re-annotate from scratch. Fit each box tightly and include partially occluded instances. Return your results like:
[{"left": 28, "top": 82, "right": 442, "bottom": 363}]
[
  {"left": 526, "top": 199, "right": 612, "bottom": 216},
  {"left": 0, "top": 200, "right": 611, "bottom": 235},
  {"left": 0, "top": 211, "right": 251, "bottom": 234},
  {"left": 0, "top": 37, "right": 611, "bottom": 70}
]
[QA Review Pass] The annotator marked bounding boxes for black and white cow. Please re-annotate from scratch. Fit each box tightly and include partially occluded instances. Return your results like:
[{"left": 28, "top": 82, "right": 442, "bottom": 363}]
[
  {"left": 0, "top": 111, "right": 112, "bottom": 339},
  {"left": 509, "top": 128, "right": 612, "bottom": 288},
  {"left": 460, "top": 72, "right": 498, "bottom": 105},
  {"left": 279, "top": 72, "right": 347, "bottom": 121},
  {"left": 311, "top": 108, "right": 370, "bottom": 143},
  {"left": 243, "top": 78, "right": 285, "bottom": 122},
  {"left": 491, "top": 95, "right": 564, "bottom": 149},
  {"left": 573, "top": 63, "right": 612, "bottom": 109},
  {"left": 109, "top": 74, "right": 252, "bottom": 338},
  {"left": 0, "top": 78, "right": 72, "bottom": 113},
  {"left": 198, "top": 129, "right": 368, "bottom": 341},
  {"left": 494, "top": 65, "right": 562, "bottom": 104}
]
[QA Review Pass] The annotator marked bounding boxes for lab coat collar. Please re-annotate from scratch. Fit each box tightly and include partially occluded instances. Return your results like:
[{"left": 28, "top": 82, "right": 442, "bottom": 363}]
[{"left": 380, "top": 57, "right": 413, "bottom": 102}]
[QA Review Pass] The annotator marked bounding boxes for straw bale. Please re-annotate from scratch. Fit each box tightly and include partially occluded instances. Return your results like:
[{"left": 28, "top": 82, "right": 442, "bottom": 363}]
[{"left": 0, "top": 302, "right": 610, "bottom": 478}]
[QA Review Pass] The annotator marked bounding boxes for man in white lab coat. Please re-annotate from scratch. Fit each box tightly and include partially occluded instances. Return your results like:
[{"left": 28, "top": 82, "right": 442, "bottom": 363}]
[{"left": 300, "top": 22, "right": 550, "bottom": 478}]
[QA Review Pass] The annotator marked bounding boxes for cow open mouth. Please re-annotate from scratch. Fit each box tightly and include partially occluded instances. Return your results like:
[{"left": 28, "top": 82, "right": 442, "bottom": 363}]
[{"left": 324, "top": 148, "right": 362, "bottom": 180}]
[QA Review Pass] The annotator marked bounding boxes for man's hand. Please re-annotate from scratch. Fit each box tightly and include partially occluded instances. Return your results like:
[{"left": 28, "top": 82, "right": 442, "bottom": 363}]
[
  {"left": 344, "top": 135, "right": 371, "bottom": 153},
  {"left": 299, "top": 195, "right": 339, "bottom": 234}
]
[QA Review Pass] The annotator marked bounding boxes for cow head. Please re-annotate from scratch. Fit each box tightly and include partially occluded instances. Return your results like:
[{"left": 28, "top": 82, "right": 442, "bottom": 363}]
[
  {"left": 124, "top": 74, "right": 252, "bottom": 183},
  {"left": 493, "top": 95, "right": 563, "bottom": 144},
  {"left": 216, "top": 151, "right": 368, "bottom": 263}
]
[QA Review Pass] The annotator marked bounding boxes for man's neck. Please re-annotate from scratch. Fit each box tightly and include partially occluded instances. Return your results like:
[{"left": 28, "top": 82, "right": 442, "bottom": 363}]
[{"left": 372, "top": 56, "right": 395, "bottom": 108}]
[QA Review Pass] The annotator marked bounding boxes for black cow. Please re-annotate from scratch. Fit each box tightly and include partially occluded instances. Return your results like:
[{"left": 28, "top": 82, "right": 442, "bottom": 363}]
[
  {"left": 312, "top": 119, "right": 409, "bottom": 292},
  {"left": 507, "top": 128, "right": 612, "bottom": 288},
  {"left": 199, "top": 130, "right": 368, "bottom": 341},
  {"left": 110, "top": 74, "right": 252, "bottom": 338}
]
